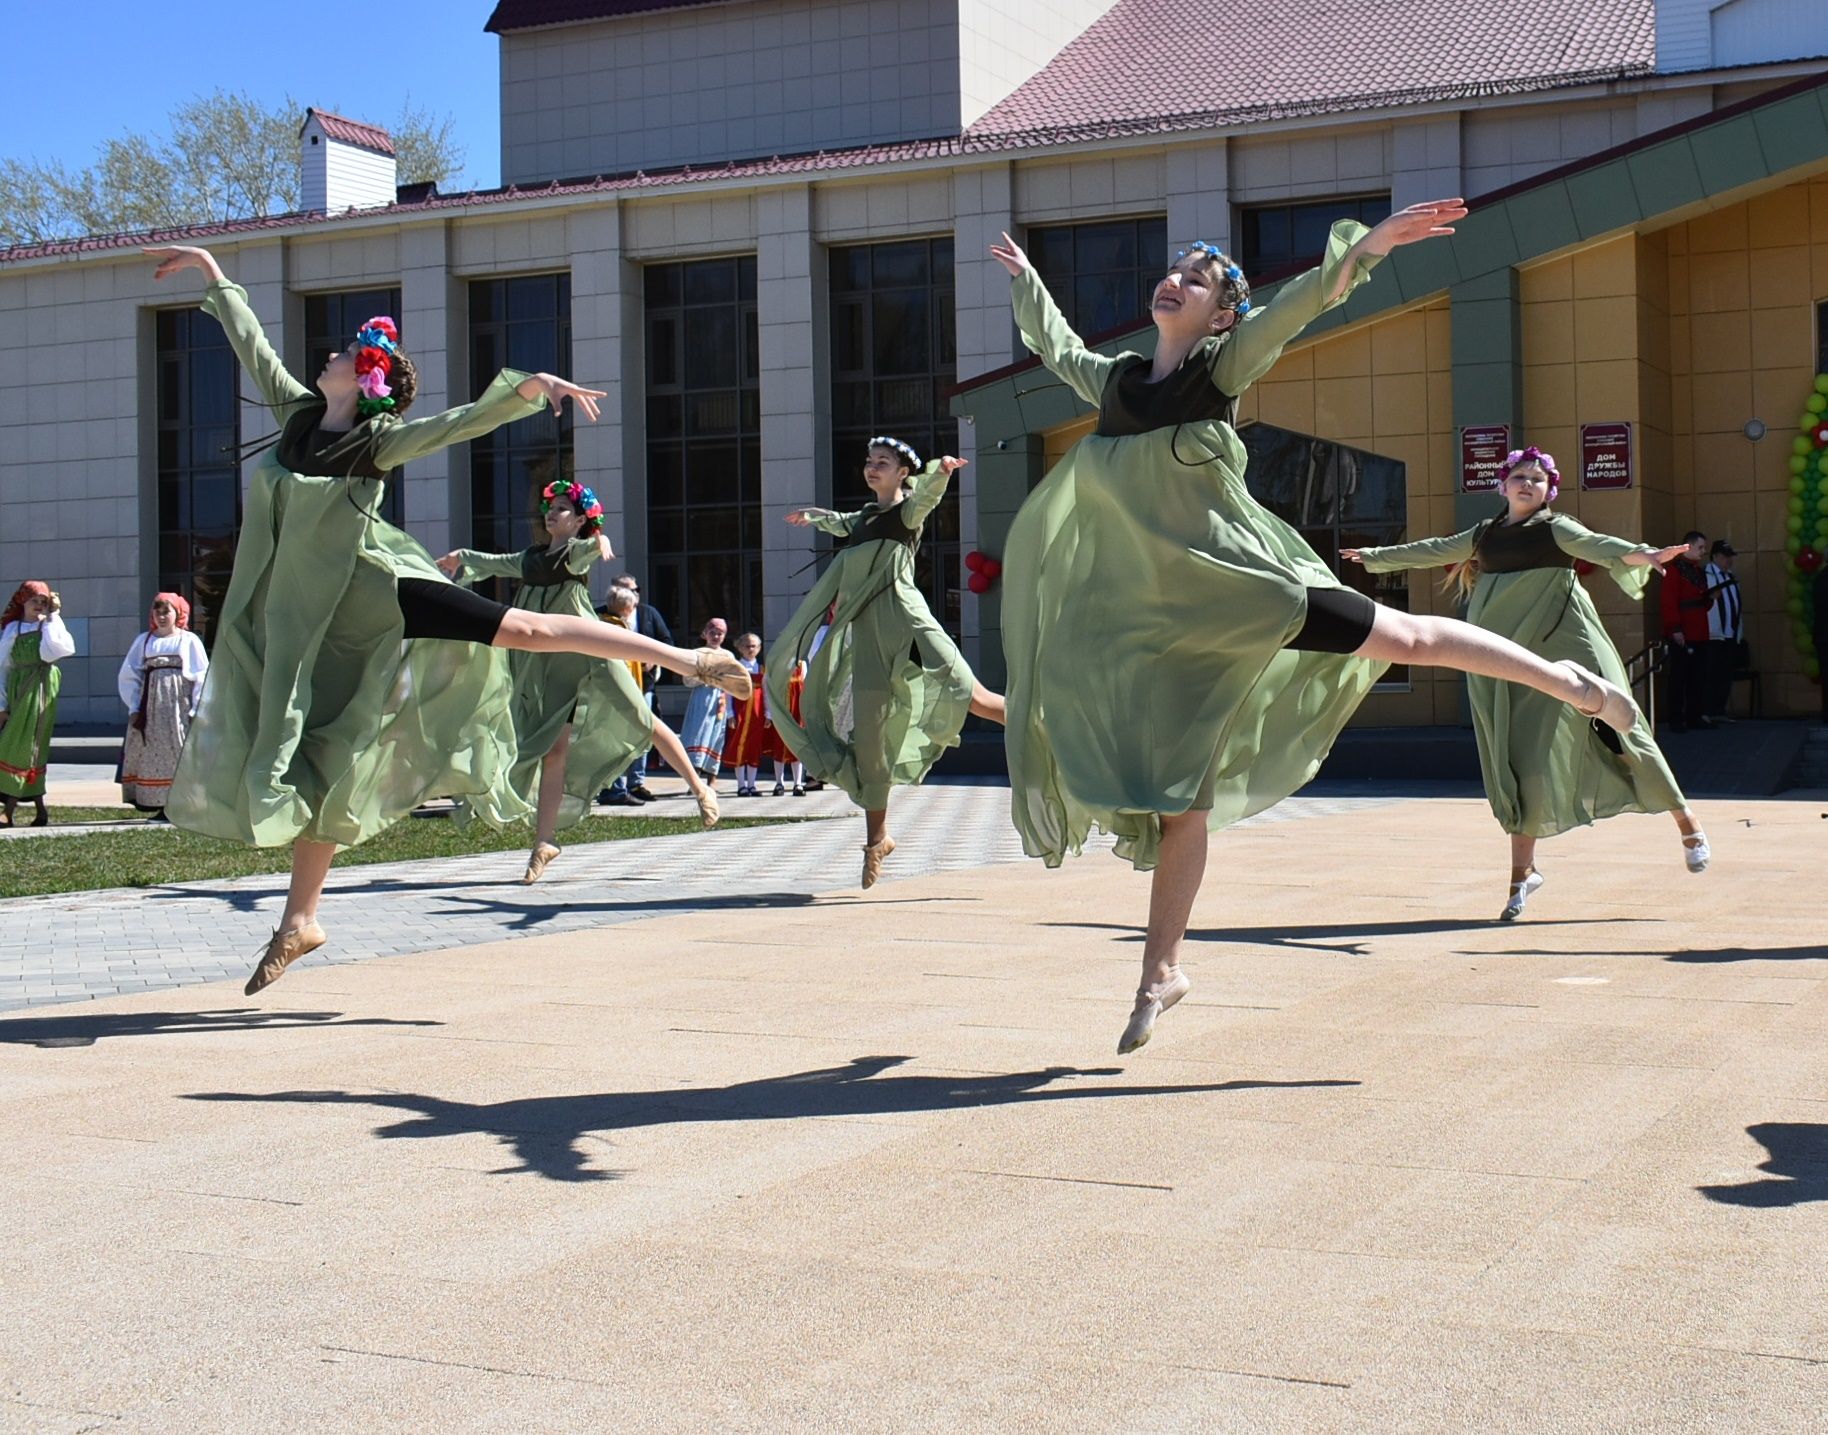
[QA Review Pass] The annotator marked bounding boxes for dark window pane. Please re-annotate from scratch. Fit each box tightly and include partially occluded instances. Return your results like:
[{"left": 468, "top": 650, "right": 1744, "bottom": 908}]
[
  {"left": 737, "top": 256, "right": 757, "bottom": 302},
  {"left": 871, "top": 242, "right": 927, "bottom": 288},
  {"left": 1075, "top": 223, "right": 1136, "bottom": 273},
  {"left": 648, "top": 315, "right": 678, "bottom": 387},
  {"left": 871, "top": 290, "right": 929, "bottom": 373},
  {"left": 684, "top": 306, "right": 738, "bottom": 387},
  {"left": 1026, "top": 228, "right": 1072, "bottom": 275},
  {"left": 830, "top": 246, "right": 871, "bottom": 293},
  {"left": 507, "top": 274, "right": 557, "bottom": 323},
  {"left": 645, "top": 263, "right": 681, "bottom": 308},
  {"left": 694, "top": 259, "right": 737, "bottom": 304}
]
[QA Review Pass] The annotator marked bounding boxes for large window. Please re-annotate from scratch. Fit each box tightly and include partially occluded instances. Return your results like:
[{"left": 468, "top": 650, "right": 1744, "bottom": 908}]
[
  {"left": 155, "top": 308, "right": 240, "bottom": 647},
  {"left": 1027, "top": 215, "right": 1166, "bottom": 338},
  {"left": 304, "top": 287, "right": 404, "bottom": 525},
  {"left": 644, "top": 255, "right": 762, "bottom": 638},
  {"left": 829, "top": 237, "right": 960, "bottom": 632},
  {"left": 1239, "top": 422, "right": 1410, "bottom": 680},
  {"left": 468, "top": 273, "right": 573, "bottom": 597},
  {"left": 1237, "top": 195, "right": 1392, "bottom": 276}
]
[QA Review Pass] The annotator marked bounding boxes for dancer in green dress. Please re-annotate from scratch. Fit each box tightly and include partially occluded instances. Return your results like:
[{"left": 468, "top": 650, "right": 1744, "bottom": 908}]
[
  {"left": 436, "top": 478, "right": 721, "bottom": 886},
  {"left": 990, "top": 202, "right": 1644, "bottom": 1054},
  {"left": 146, "top": 245, "right": 752, "bottom": 994},
  {"left": 0, "top": 582, "right": 74, "bottom": 827},
  {"left": 1345, "top": 445, "right": 1709, "bottom": 920},
  {"left": 767, "top": 439, "right": 1006, "bottom": 888}
]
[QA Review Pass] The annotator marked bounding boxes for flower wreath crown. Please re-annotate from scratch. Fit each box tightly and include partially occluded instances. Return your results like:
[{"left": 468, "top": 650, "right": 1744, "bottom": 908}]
[
  {"left": 541, "top": 478, "right": 606, "bottom": 533},
  {"left": 867, "top": 435, "right": 922, "bottom": 469},
  {"left": 1503, "top": 445, "right": 1561, "bottom": 501},
  {"left": 353, "top": 316, "right": 401, "bottom": 418},
  {"left": 1175, "top": 242, "right": 1252, "bottom": 315}
]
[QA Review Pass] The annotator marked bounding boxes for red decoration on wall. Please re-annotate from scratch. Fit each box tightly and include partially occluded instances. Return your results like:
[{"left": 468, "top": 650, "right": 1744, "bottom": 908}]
[{"left": 964, "top": 550, "right": 1001, "bottom": 594}]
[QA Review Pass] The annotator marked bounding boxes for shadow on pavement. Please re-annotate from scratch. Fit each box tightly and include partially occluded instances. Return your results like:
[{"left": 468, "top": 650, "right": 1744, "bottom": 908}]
[
  {"left": 1697, "top": 1124, "right": 1828, "bottom": 1207},
  {"left": 0, "top": 1008, "right": 443, "bottom": 1048},
  {"left": 426, "top": 890, "right": 976, "bottom": 931},
  {"left": 1044, "top": 917, "right": 1651, "bottom": 955},
  {"left": 1465, "top": 944, "right": 1828, "bottom": 963},
  {"left": 186, "top": 1056, "right": 1361, "bottom": 1183}
]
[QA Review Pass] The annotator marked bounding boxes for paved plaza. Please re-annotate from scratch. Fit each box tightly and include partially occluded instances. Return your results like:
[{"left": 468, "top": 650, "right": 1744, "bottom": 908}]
[{"left": 2, "top": 784, "right": 1825, "bottom": 1431}]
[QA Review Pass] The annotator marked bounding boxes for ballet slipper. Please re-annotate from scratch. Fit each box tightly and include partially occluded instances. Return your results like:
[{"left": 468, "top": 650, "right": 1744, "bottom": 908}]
[
  {"left": 1499, "top": 869, "right": 1544, "bottom": 922},
  {"left": 695, "top": 649, "right": 753, "bottom": 700},
  {"left": 245, "top": 921, "right": 327, "bottom": 995},
  {"left": 695, "top": 785, "right": 720, "bottom": 829},
  {"left": 522, "top": 842, "right": 561, "bottom": 884},
  {"left": 1559, "top": 660, "right": 1637, "bottom": 734},
  {"left": 861, "top": 835, "right": 895, "bottom": 889},
  {"left": 1118, "top": 968, "right": 1191, "bottom": 1055},
  {"left": 1682, "top": 831, "right": 1710, "bottom": 873}
]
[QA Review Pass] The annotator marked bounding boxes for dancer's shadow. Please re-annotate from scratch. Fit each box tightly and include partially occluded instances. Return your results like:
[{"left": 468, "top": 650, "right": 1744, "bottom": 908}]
[
  {"left": 1698, "top": 1124, "right": 1828, "bottom": 1207},
  {"left": 1468, "top": 945, "right": 1828, "bottom": 964},
  {"left": 0, "top": 1008, "right": 442, "bottom": 1048},
  {"left": 187, "top": 1056, "right": 1360, "bottom": 1183},
  {"left": 1043, "top": 917, "right": 1649, "bottom": 956},
  {"left": 427, "top": 890, "right": 974, "bottom": 931}
]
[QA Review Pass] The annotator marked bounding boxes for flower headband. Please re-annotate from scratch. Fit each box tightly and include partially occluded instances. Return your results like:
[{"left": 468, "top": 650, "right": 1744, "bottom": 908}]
[
  {"left": 1503, "top": 445, "right": 1561, "bottom": 501},
  {"left": 867, "top": 436, "right": 922, "bottom": 470},
  {"left": 1175, "top": 242, "right": 1252, "bottom": 315},
  {"left": 541, "top": 478, "right": 606, "bottom": 534},
  {"left": 353, "top": 316, "right": 401, "bottom": 418}
]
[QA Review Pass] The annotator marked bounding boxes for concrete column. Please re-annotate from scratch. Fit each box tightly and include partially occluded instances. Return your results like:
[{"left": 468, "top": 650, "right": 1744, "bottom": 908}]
[
  {"left": 757, "top": 184, "right": 824, "bottom": 640},
  {"left": 399, "top": 222, "right": 459, "bottom": 554},
  {"left": 1449, "top": 267, "right": 1523, "bottom": 531},
  {"left": 568, "top": 203, "right": 629, "bottom": 606},
  {"left": 1166, "top": 138, "right": 1231, "bottom": 259}
]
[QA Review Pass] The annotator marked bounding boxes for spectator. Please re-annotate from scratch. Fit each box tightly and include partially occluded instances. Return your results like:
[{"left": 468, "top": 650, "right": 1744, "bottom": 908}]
[
  {"left": 1702, "top": 539, "right": 1743, "bottom": 724},
  {"left": 0, "top": 582, "right": 74, "bottom": 828},
  {"left": 679, "top": 618, "right": 732, "bottom": 792},
  {"left": 608, "top": 574, "right": 670, "bottom": 800},
  {"left": 597, "top": 586, "right": 652, "bottom": 807},
  {"left": 1658, "top": 530, "right": 1711, "bottom": 731},
  {"left": 118, "top": 592, "right": 209, "bottom": 819}
]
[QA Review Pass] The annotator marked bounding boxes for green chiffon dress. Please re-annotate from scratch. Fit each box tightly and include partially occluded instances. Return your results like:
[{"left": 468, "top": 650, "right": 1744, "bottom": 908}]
[
  {"left": 167, "top": 278, "right": 548, "bottom": 849},
  {"left": 449, "top": 540, "right": 655, "bottom": 831},
  {"left": 765, "top": 461, "right": 976, "bottom": 810},
  {"left": 1002, "top": 220, "right": 1387, "bottom": 871},
  {"left": 0, "top": 616, "right": 73, "bottom": 800},
  {"left": 1357, "top": 509, "right": 1686, "bottom": 837}
]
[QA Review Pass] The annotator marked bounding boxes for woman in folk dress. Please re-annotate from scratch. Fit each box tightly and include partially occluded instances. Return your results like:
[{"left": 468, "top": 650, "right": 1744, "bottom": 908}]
[{"left": 117, "top": 592, "right": 209, "bottom": 817}]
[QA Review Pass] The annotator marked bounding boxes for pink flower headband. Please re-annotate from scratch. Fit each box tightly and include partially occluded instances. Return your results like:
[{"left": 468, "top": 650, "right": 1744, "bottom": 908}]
[{"left": 1503, "top": 446, "right": 1560, "bottom": 502}]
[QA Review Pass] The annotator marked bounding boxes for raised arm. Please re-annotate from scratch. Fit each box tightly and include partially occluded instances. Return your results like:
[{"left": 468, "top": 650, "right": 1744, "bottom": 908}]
[
  {"left": 994, "top": 233, "right": 1120, "bottom": 408},
  {"left": 1347, "top": 527, "right": 1480, "bottom": 573},
  {"left": 37, "top": 611, "right": 75, "bottom": 662},
  {"left": 439, "top": 545, "right": 529, "bottom": 583},
  {"left": 903, "top": 457, "right": 967, "bottom": 528},
  {"left": 148, "top": 247, "right": 316, "bottom": 418}
]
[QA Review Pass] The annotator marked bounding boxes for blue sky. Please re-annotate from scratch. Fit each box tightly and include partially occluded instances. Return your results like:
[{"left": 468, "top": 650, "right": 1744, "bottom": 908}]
[{"left": 1, "top": 2, "right": 506, "bottom": 189}]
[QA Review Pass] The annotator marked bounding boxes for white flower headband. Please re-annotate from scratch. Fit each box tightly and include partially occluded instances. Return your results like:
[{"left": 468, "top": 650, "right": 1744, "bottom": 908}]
[{"left": 867, "top": 436, "right": 922, "bottom": 469}]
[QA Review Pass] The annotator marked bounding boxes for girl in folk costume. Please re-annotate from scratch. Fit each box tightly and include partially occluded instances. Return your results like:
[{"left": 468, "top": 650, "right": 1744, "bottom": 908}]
[
  {"left": 768, "top": 438, "right": 1007, "bottom": 887},
  {"left": 0, "top": 582, "right": 75, "bottom": 828},
  {"left": 767, "top": 659, "right": 807, "bottom": 796},
  {"left": 680, "top": 617, "right": 733, "bottom": 789},
  {"left": 722, "top": 632, "right": 769, "bottom": 797},
  {"left": 118, "top": 592, "right": 209, "bottom": 817},
  {"left": 436, "top": 482, "right": 721, "bottom": 887},
  {"left": 1345, "top": 446, "right": 1708, "bottom": 920},
  {"left": 147, "top": 245, "right": 752, "bottom": 995},
  {"left": 990, "top": 202, "right": 1646, "bottom": 1055}
]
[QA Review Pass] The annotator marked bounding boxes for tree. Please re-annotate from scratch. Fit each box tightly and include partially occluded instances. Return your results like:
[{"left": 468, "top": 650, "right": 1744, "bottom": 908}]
[{"left": 0, "top": 90, "right": 466, "bottom": 246}]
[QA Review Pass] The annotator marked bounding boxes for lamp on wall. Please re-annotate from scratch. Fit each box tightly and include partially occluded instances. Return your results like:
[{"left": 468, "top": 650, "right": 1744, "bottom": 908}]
[{"left": 1743, "top": 419, "right": 1767, "bottom": 441}]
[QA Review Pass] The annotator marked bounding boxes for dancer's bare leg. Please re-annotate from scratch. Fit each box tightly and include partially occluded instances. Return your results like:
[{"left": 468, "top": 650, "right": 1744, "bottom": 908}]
[
  {"left": 534, "top": 724, "right": 573, "bottom": 847},
  {"left": 1673, "top": 807, "right": 1702, "bottom": 838},
  {"left": 865, "top": 804, "right": 889, "bottom": 846},
  {"left": 1141, "top": 811, "right": 1208, "bottom": 989},
  {"left": 282, "top": 839, "right": 337, "bottom": 932},
  {"left": 1353, "top": 608, "right": 1597, "bottom": 708},
  {"left": 969, "top": 682, "right": 1007, "bottom": 725},
  {"left": 1509, "top": 832, "right": 1538, "bottom": 886},
  {"left": 495, "top": 611, "right": 735, "bottom": 685},
  {"left": 649, "top": 717, "right": 711, "bottom": 795}
]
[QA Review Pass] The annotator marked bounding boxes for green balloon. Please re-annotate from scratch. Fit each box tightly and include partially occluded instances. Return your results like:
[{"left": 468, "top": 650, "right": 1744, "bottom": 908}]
[
  {"left": 1806, "top": 657, "right": 1822, "bottom": 680},
  {"left": 1790, "top": 596, "right": 1808, "bottom": 618},
  {"left": 1811, "top": 394, "right": 1827, "bottom": 415},
  {"left": 1792, "top": 457, "right": 1810, "bottom": 477},
  {"left": 1793, "top": 515, "right": 1808, "bottom": 535},
  {"left": 1816, "top": 374, "right": 1828, "bottom": 394},
  {"left": 1795, "top": 435, "right": 1815, "bottom": 455},
  {"left": 1794, "top": 495, "right": 1808, "bottom": 514},
  {"left": 1789, "top": 536, "right": 1806, "bottom": 557}
]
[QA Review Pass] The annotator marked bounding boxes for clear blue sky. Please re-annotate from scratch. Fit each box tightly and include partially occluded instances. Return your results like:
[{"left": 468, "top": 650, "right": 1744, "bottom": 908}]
[{"left": 0, "top": 2, "right": 505, "bottom": 189}]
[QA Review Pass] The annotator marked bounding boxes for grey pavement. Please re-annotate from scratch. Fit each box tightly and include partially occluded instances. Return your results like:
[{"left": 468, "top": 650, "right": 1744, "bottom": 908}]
[{"left": 0, "top": 779, "right": 1402, "bottom": 1012}]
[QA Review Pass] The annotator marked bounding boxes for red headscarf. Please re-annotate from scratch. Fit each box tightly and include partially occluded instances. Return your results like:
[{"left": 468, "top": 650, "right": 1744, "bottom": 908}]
[
  {"left": 1, "top": 581, "right": 50, "bottom": 628},
  {"left": 149, "top": 592, "right": 191, "bottom": 632}
]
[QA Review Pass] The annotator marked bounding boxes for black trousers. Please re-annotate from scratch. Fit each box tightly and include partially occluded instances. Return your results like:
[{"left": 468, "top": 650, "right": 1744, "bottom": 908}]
[
  {"left": 1665, "top": 639, "right": 1706, "bottom": 728},
  {"left": 1702, "top": 639, "right": 1737, "bottom": 718}
]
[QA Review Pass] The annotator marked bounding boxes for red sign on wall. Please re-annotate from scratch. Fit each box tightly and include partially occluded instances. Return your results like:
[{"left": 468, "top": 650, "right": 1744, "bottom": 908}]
[
  {"left": 1581, "top": 422, "right": 1633, "bottom": 490},
  {"left": 1460, "top": 425, "right": 1512, "bottom": 493}
]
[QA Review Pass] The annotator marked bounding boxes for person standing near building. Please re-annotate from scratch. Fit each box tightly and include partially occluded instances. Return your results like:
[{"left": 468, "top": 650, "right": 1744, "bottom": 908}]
[
  {"left": 1702, "top": 539, "right": 1744, "bottom": 723},
  {"left": 611, "top": 573, "right": 670, "bottom": 801},
  {"left": 117, "top": 592, "right": 209, "bottom": 818},
  {"left": 679, "top": 617, "right": 733, "bottom": 794},
  {"left": 1659, "top": 530, "right": 1713, "bottom": 731},
  {"left": 0, "top": 582, "right": 74, "bottom": 828}
]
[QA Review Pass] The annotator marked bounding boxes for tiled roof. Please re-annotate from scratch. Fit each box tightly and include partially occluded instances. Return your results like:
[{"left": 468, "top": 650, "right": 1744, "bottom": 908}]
[
  {"left": 485, "top": 0, "right": 730, "bottom": 31},
  {"left": 972, "top": 0, "right": 1655, "bottom": 139},
  {"left": 302, "top": 108, "right": 396, "bottom": 157}
]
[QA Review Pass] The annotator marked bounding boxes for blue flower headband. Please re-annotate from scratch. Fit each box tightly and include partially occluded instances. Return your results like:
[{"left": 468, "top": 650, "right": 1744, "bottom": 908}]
[
  {"left": 356, "top": 323, "right": 399, "bottom": 356},
  {"left": 1174, "top": 242, "right": 1252, "bottom": 315},
  {"left": 867, "top": 435, "right": 922, "bottom": 470}
]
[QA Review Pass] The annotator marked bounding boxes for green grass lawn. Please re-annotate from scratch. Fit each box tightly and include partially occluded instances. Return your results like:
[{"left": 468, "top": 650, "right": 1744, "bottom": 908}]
[{"left": 0, "top": 809, "right": 806, "bottom": 899}]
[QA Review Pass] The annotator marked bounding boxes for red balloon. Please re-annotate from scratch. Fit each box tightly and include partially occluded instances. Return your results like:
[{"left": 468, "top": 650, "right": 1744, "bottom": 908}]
[
  {"left": 982, "top": 559, "right": 1003, "bottom": 581},
  {"left": 1815, "top": 424, "right": 1828, "bottom": 446},
  {"left": 964, "top": 550, "right": 986, "bottom": 574},
  {"left": 1573, "top": 558, "right": 1596, "bottom": 577},
  {"left": 966, "top": 571, "right": 991, "bottom": 595},
  {"left": 1800, "top": 546, "right": 1825, "bottom": 573}
]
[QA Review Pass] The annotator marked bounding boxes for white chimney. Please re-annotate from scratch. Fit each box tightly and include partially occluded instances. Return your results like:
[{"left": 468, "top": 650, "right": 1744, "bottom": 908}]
[{"left": 299, "top": 109, "right": 398, "bottom": 214}]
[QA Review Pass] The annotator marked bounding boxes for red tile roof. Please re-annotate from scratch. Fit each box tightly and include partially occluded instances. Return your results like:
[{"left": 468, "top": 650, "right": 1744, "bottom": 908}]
[
  {"left": 302, "top": 108, "right": 396, "bottom": 157},
  {"left": 485, "top": 0, "right": 730, "bottom": 31},
  {"left": 972, "top": 0, "right": 1654, "bottom": 139}
]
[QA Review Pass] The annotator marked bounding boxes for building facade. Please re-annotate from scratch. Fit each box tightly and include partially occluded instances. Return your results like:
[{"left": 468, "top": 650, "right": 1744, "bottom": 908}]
[{"left": 2, "top": 0, "right": 1824, "bottom": 725}]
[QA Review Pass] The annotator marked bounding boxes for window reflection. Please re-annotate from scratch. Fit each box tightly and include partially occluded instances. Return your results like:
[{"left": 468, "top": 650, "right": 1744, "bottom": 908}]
[{"left": 154, "top": 307, "right": 241, "bottom": 647}]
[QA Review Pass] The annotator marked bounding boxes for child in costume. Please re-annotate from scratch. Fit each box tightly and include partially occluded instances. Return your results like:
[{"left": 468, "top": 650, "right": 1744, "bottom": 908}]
[
  {"left": 990, "top": 202, "right": 1644, "bottom": 1053},
  {"left": 1345, "top": 445, "right": 1708, "bottom": 919},
  {"left": 147, "top": 244, "right": 751, "bottom": 995},
  {"left": 722, "top": 632, "right": 768, "bottom": 797},
  {"left": 767, "top": 659, "right": 806, "bottom": 796},
  {"left": 768, "top": 439, "right": 1006, "bottom": 887},
  {"left": 680, "top": 618, "right": 732, "bottom": 791},
  {"left": 436, "top": 481, "right": 721, "bottom": 886},
  {"left": 0, "top": 582, "right": 74, "bottom": 827},
  {"left": 117, "top": 592, "right": 209, "bottom": 817}
]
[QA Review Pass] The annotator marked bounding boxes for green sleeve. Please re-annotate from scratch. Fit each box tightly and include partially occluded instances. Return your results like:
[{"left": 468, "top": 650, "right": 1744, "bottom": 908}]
[
  {"left": 449, "top": 548, "right": 527, "bottom": 583},
  {"left": 1357, "top": 527, "right": 1480, "bottom": 573},
  {"left": 562, "top": 536, "right": 601, "bottom": 577},
  {"left": 1211, "top": 220, "right": 1383, "bottom": 397},
  {"left": 199, "top": 279, "right": 315, "bottom": 418},
  {"left": 370, "top": 369, "right": 547, "bottom": 472},
  {"left": 1010, "top": 267, "right": 1120, "bottom": 408},
  {"left": 810, "top": 508, "right": 865, "bottom": 537},
  {"left": 900, "top": 460, "right": 953, "bottom": 528},
  {"left": 1549, "top": 514, "right": 1655, "bottom": 599}
]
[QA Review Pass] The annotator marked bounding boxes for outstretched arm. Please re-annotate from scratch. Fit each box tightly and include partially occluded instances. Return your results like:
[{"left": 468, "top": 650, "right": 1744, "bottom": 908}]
[
  {"left": 371, "top": 372, "right": 603, "bottom": 471},
  {"left": 148, "top": 246, "right": 315, "bottom": 418},
  {"left": 436, "top": 547, "right": 527, "bottom": 582},
  {"left": 902, "top": 456, "right": 967, "bottom": 528},
  {"left": 1549, "top": 514, "right": 1671, "bottom": 599},
  {"left": 1345, "top": 527, "right": 1480, "bottom": 573},
  {"left": 993, "top": 232, "right": 1120, "bottom": 408},
  {"left": 785, "top": 506, "right": 865, "bottom": 537}
]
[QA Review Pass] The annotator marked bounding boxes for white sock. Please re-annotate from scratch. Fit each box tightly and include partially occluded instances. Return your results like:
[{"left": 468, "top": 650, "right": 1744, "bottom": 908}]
[{"left": 790, "top": 762, "right": 803, "bottom": 786}]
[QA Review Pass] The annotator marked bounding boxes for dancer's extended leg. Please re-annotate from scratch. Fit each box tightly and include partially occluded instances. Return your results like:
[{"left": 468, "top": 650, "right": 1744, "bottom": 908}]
[
  {"left": 246, "top": 838, "right": 336, "bottom": 994},
  {"left": 1119, "top": 810, "right": 1204, "bottom": 1053},
  {"left": 494, "top": 611, "right": 751, "bottom": 696}
]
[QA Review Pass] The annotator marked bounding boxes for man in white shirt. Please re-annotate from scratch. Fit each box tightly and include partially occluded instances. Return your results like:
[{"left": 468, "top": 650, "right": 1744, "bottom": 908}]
[{"left": 1702, "top": 539, "right": 1744, "bottom": 724}]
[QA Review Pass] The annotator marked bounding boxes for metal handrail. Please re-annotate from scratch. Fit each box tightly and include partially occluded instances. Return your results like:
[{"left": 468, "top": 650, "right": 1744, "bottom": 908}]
[{"left": 1625, "top": 638, "right": 1666, "bottom": 731}]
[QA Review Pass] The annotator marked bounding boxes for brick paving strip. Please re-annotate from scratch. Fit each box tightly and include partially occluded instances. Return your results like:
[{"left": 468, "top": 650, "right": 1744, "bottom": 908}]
[{"left": 0, "top": 779, "right": 1400, "bottom": 1011}]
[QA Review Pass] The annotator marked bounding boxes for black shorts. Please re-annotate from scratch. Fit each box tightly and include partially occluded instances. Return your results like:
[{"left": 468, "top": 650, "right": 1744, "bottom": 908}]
[
  {"left": 1287, "top": 586, "right": 1377, "bottom": 655},
  {"left": 396, "top": 578, "right": 511, "bottom": 645}
]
